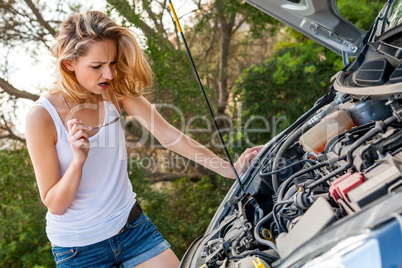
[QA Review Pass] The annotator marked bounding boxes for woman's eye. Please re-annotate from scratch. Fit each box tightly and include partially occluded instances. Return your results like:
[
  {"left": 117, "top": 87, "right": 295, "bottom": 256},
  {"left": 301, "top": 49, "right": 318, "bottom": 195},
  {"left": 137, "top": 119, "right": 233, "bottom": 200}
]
[
  {"left": 92, "top": 65, "right": 101, "bottom": 69},
  {"left": 111, "top": 61, "right": 117, "bottom": 65}
]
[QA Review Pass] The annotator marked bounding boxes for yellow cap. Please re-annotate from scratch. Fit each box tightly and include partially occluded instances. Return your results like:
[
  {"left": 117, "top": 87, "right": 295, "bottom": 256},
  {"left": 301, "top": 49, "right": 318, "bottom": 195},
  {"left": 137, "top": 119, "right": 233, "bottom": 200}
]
[{"left": 253, "top": 257, "right": 265, "bottom": 268}]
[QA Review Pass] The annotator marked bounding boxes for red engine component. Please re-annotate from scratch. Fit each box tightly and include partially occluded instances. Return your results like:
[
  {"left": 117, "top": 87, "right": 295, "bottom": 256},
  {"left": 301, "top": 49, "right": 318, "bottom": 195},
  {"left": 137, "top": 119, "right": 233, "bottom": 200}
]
[{"left": 329, "top": 172, "right": 365, "bottom": 203}]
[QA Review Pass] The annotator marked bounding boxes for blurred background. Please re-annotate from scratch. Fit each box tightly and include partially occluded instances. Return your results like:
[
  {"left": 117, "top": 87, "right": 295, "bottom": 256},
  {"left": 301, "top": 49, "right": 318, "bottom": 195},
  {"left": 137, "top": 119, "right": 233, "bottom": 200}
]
[{"left": 0, "top": 0, "right": 384, "bottom": 266}]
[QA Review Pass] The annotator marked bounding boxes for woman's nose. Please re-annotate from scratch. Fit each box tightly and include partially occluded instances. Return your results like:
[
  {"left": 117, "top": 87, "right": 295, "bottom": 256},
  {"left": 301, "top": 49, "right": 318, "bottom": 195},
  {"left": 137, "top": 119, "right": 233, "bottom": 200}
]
[{"left": 102, "top": 67, "right": 113, "bottom": 80}]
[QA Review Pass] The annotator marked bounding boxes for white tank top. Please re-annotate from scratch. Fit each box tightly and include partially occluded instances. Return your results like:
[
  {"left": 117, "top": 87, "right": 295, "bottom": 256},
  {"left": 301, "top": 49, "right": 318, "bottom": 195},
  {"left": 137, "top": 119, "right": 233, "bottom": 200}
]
[{"left": 34, "top": 96, "right": 136, "bottom": 247}]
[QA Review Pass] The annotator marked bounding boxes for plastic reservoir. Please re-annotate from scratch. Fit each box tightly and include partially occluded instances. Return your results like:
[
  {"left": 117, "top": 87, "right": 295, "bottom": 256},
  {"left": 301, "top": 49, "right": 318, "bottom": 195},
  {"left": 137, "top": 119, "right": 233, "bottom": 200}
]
[{"left": 299, "top": 110, "right": 355, "bottom": 154}]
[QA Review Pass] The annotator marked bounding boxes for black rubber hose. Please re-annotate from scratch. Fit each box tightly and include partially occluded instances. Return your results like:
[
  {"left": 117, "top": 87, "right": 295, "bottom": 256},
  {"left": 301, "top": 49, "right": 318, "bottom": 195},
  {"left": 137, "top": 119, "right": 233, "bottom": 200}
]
[
  {"left": 272, "top": 200, "right": 293, "bottom": 233},
  {"left": 253, "top": 212, "right": 278, "bottom": 253},
  {"left": 271, "top": 126, "right": 308, "bottom": 192},
  {"left": 323, "top": 122, "right": 375, "bottom": 155},
  {"left": 237, "top": 251, "right": 278, "bottom": 262},
  {"left": 260, "top": 159, "right": 316, "bottom": 179}
]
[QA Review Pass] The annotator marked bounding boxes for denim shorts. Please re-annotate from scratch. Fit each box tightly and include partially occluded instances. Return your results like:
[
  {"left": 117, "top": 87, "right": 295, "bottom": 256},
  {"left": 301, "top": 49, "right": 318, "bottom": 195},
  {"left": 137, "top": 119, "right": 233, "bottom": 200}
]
[{"left": 51, "top": 213, "right": 170, "bottom": 267}]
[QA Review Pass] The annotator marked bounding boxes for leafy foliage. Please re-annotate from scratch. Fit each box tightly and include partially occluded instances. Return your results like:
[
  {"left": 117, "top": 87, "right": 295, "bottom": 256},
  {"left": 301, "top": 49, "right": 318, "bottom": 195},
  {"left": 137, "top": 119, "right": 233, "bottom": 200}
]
[
  {"left": 232, "top": 40, "right": 335, "bottom": 152},
  {"left": 0, "top": 148, "right": 53, "bottom": 267},
  {"left": 188, "top": 0, "right": 278, "bottom": 114},
  {"left": 143, "top": 34, "right": 204, "bottom": 121},
  {"left": 337, "top": 0, "right": 385, "bottom": 31}
]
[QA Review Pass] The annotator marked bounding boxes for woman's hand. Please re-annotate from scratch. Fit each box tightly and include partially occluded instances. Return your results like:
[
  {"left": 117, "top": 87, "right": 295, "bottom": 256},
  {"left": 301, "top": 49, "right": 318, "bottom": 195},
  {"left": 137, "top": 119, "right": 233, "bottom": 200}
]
[
  {"left": 67, "top": 119, "right": 92, "bottom": 165},
  {"left": 232, "top": 145, "right": 264, "bottom": 179}
]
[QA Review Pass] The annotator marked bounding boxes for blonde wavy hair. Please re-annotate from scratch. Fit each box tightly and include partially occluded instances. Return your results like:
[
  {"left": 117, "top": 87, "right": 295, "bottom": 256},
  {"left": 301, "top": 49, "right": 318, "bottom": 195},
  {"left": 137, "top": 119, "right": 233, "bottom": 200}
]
[{"left": 51, "top": 11, "right": 152, "bottom": 104}]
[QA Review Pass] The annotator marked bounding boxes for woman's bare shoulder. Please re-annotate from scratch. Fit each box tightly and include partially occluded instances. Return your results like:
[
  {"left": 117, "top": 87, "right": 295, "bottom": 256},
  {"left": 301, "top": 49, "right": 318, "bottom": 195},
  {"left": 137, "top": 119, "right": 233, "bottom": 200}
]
[
  {"left": 26, "top": 92, "right": 63, "bottom": 123},
  {"left": 25, "top": 95, "right": 57, "bottom": 143},
  {"left": 26, "top": 104, "right": 50, "bottom": 123}
]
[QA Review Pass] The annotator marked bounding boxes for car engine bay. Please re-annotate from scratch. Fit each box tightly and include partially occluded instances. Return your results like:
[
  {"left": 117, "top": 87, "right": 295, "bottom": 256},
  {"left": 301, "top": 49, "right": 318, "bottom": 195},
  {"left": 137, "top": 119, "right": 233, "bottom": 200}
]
[
  {"left": 194, "top": 90, "right": 402, "bottom": 267},
  {"left": 180, "top": 11, "right": 402, "bottom": 266}
]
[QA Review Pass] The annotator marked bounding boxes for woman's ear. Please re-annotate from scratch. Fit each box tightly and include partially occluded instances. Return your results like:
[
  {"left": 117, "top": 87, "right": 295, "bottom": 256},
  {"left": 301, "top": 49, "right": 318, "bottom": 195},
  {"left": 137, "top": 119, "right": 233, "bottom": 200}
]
[{"left": 63, "top": 59, "right": 75, "bottom": 72}]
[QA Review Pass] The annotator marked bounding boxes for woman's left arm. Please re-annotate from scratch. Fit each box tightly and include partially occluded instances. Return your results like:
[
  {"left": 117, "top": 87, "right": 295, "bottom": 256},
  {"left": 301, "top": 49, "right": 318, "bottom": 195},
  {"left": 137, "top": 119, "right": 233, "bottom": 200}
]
[{"left": 122, "top": 96, "right": 263, "bottom": 179}]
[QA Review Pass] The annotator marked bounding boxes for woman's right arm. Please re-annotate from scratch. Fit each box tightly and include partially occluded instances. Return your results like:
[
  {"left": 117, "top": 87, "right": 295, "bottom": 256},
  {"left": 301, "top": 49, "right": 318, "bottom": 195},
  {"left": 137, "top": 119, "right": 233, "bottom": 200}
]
[{"left": 25, "top": 106, "right": 91, "bottom": 215}]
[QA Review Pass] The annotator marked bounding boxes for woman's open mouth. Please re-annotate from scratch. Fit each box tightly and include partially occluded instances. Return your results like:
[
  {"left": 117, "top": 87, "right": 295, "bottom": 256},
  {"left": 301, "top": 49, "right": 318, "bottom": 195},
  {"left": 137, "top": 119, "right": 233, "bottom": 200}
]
[{"left": 98, "top": 82, "right": 109, "bottom": 89}]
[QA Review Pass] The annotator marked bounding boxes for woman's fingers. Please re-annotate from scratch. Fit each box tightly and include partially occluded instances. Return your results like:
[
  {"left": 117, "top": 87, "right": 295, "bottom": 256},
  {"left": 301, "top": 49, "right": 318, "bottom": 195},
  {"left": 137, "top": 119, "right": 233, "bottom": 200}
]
[
  {"left": 241, "top": 145, "right": 264, "bottom": 163},
  {"left": 249, "top": 145, "right": 264, "bottom": 161},
  {"left": 67, "top": 118, "right": 81, "bottom": 132},
  {"left": 253, "top": 144, "right": 264, "bottom": 151},
  {"left": 248, "top": 145, "right": 264, "bottom": 155},
  {"left": 73, "top": 129, "right": 89, "bottom": 141},
  {"left": 68, "top": 135, "right": 89, "bottom": 149},
  {"left": 66, "top": 119, "right": 92, "bottom": 149},
  {"left": 67, "top": 119, "right": 92, "bottom": 132},
  {"left": 234, "top": 145, "right": 264, "bottom": 177}
]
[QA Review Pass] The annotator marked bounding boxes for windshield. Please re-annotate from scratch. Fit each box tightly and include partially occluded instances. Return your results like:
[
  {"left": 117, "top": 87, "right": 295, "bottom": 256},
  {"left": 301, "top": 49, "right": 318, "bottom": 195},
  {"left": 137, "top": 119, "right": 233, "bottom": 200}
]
[
  {"left": 377, "top": 0, "right": 402, "bottom": 46},
  {"left": 387, "top": 0, "right": 402, "bottom": 31}
]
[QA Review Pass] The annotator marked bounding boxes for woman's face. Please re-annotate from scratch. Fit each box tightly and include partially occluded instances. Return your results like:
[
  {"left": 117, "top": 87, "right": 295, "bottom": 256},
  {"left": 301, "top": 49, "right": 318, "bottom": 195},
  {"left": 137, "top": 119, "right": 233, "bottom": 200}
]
[{"left": 66, "top": 39, "right": 118, "bottom": 95}]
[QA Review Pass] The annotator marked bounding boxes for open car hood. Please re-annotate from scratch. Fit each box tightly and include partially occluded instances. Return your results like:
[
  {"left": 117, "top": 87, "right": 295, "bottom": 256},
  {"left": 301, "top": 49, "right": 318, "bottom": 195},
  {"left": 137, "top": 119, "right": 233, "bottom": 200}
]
[{"left": 245, "top": 0, "right": 366, "bottom": 57}]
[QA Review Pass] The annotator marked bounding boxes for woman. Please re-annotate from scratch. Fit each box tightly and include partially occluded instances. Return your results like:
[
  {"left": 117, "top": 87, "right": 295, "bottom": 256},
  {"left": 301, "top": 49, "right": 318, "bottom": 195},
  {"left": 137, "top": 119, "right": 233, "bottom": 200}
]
[{"left": 25, "top": 11, "right": 261, "bottom": 268}]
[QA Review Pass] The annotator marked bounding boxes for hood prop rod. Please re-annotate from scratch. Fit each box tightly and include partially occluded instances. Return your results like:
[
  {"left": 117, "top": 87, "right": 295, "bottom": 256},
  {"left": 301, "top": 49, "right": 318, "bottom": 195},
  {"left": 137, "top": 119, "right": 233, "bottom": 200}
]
[{"left": 169, "top": 1, "right": 245, "bottom": 193}]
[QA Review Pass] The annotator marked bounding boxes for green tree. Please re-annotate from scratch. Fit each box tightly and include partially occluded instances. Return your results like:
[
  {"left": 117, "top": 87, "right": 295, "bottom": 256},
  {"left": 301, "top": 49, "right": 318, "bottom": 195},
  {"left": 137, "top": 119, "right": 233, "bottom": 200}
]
[
  {"left": 188, "top": 0, "right": 277, "bottom": 116},
  {"left": 0, "top": 148, "right": 54, "bottom": 267},
  {"left": 337, "top": 0, "right": 386, "bottom": 30},
  {"left": 0, "top": 0, "right": 85, "bottom": 145},
  {"left": 232, "top": 40, "right": 336, "bottom": 152}
]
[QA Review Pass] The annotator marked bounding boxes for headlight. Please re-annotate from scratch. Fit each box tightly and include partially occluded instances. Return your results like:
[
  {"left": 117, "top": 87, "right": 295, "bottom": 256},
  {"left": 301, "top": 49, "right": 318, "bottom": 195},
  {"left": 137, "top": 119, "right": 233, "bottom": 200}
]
[{"left": 301, "top": 233, "right": 381, "bottom": 268}]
